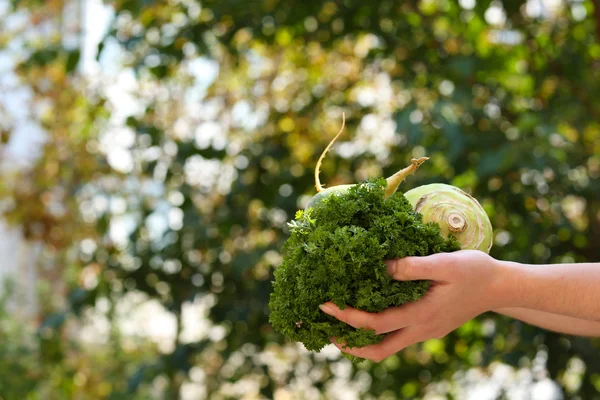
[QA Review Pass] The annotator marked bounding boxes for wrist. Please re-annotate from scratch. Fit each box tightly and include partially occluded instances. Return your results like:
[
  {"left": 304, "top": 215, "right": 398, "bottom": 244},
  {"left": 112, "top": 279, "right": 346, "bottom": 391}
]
[{"left": 489, "top": 258, "right": 532, "bottom": 310}]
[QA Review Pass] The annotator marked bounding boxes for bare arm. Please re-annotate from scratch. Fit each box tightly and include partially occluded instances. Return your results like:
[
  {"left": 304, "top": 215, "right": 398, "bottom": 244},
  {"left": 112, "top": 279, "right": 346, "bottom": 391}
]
[
  {"left": 494, "top": 307, "right": 600, "bottom": 336},
  {"left": 499, "top": 261, "right": 600, "bottom": 322},
  {"left": 319, "top": 251, "right": 600, "bottom": 362}
]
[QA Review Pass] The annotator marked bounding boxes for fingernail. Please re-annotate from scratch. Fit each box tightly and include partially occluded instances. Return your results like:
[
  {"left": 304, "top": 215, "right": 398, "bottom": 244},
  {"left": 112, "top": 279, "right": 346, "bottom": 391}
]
[
  {"left": 319, "top": 303, "right": 335, "bottom": 315},
  {"left": 385, "top": 260, "right": 396, "bottom": 276}
]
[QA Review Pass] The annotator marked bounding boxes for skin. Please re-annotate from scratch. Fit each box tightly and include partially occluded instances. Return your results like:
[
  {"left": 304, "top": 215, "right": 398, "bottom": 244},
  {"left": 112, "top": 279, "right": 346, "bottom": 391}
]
[{"left": 319, "top": 250, "right": 600, "bottom": 362}]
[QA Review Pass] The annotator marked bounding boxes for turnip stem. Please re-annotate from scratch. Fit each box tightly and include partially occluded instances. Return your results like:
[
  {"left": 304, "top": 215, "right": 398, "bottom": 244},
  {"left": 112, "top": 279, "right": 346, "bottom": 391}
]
[
  {"left": 384, "top": 157, "right": 429, "bottom": 198},
  {"left": 315, "top": 113, "right": 345, "bottom": 193}
]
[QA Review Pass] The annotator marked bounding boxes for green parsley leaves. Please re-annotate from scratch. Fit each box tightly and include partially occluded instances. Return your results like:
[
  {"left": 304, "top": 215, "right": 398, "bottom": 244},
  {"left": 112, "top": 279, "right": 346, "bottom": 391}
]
[{"left": 269, "top": 178, "right": 460, "bottom": 362}]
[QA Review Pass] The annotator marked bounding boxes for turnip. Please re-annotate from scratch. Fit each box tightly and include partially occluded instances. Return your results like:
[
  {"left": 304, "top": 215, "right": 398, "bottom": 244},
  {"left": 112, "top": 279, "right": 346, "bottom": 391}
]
[
  {"left": 306, "top": 114, "right": 429, "bottom": 210},
  {"left": 404, "top": 184, "right": 493, "bottom": 252},
  {"left": 307, "top": 113, "right": 493, "bottom": 253}
]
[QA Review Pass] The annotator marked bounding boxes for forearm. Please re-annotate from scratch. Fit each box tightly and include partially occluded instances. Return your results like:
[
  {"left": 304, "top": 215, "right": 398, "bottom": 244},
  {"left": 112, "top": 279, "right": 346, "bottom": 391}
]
[
  {"left": 494, "top": 307, "right": 600, "bottom": 337},
  {"left": 496, "top": 260, "right": 600, "bottom": 322}
]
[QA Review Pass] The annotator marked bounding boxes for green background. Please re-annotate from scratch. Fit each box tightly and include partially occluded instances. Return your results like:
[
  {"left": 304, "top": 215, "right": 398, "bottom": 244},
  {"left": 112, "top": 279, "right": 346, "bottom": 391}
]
[{"left": 0, "top": 0, "right": 599, "bottom": 398}]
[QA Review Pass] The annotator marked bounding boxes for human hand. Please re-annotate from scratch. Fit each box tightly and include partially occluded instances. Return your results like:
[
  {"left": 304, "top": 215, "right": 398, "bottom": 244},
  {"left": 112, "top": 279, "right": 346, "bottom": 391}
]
[{"left": 319, "top": 250, "right": 504, "bottom": 362}]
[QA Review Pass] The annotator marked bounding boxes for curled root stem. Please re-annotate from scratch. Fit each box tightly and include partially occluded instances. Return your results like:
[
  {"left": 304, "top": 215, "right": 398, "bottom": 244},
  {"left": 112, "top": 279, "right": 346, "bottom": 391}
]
[{"left": 315, "top": 113, "right": 345, "bottom": 193}]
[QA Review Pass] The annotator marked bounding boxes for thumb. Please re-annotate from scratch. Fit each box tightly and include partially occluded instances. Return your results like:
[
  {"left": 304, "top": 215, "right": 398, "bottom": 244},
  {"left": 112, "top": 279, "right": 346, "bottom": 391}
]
[{"left": 385, "top": 254, "right": 449, "bottom": 282}]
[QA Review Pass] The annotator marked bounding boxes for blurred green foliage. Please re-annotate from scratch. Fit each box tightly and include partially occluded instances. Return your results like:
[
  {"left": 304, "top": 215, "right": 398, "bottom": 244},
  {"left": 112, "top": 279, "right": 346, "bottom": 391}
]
[{"left": 1, "top": 0, "right": 599, "bottom": 398}]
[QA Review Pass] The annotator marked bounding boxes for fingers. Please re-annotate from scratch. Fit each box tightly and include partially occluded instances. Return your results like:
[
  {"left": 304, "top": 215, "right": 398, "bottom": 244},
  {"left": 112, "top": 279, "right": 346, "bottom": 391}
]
[
  {"left": 386, "top": 253, "right": 451, "bottom": 282},
  {"left": 332, "top": 327, "right": 422, "bottom": 362},
  {"left": 320, "top": 302, "right": 421, "bottom": 334}
]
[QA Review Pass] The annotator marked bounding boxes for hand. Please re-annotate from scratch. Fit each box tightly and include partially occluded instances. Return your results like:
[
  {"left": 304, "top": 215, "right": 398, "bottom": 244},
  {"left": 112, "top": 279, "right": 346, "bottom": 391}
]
[{"left": 319, "top": 250, "right": 503, "bottom": 362}]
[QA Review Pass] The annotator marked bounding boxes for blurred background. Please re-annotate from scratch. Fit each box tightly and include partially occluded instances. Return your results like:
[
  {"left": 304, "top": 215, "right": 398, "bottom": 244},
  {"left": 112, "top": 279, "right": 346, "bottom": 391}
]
[{"left": 0, "top": 0, "right": 599, "bottom": 398}]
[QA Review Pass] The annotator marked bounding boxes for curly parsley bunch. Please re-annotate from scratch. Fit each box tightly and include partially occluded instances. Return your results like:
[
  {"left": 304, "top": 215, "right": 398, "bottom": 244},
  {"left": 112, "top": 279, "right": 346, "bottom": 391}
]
[{"left": 269, "top": 179, "right": 460, "bottom": 360}]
